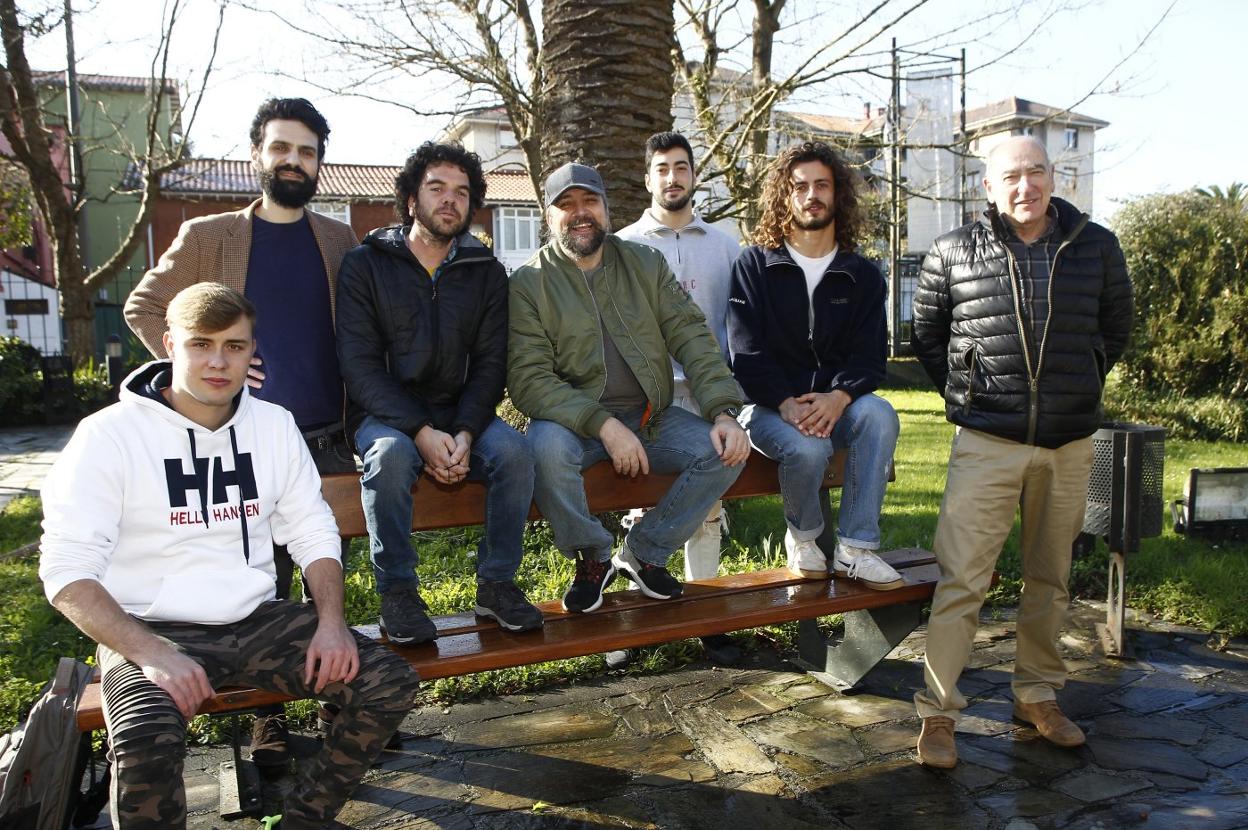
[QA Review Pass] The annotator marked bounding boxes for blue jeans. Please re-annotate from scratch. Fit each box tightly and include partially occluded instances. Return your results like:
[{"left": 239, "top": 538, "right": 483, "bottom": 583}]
[
  {"left": 528, "top": 406, "right": 743, "bottom": 565},
  {"left": 742, "top": 393, "right": 899, "bottom": 549},
  {"left": 356, "top": 416, "right": 535, "bottom": 592}
]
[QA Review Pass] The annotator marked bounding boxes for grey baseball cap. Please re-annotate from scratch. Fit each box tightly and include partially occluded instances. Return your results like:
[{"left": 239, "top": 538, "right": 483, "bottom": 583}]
[{"left": 544, "top": 162, "right": 606, "bottom": 204}]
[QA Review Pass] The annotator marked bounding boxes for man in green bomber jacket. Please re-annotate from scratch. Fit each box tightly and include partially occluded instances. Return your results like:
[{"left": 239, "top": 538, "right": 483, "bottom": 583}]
[{"left": 508, "top": 162, "right": 750, "bottom": 614}]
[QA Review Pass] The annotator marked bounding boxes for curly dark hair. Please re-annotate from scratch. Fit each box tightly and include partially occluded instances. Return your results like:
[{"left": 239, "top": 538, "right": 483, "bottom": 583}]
[
  {"left": 753, "top": 141, "right": 862, "bottom": 252},
  {"left": 249, "top": 98, "right": 330, "bottom": 160},
  {"left": 394, "top": 141, "right": 487, "bottom": 224}
]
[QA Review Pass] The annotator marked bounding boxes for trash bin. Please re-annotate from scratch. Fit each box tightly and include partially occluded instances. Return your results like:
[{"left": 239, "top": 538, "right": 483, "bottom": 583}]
[
  {"left": 40, "top": 355, "right": 77, "bottom": 425},
  {"left": 1083, "top": 422, "right": 1166, "bottom": 551},
  {"left": 1080, "top": 421, "right": 1165, "bottom": 658}
]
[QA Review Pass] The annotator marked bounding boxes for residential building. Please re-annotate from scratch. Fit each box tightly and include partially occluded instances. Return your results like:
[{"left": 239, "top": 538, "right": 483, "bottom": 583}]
[{"left": 131, "top": 157, "right": 539, "bottom": 274}]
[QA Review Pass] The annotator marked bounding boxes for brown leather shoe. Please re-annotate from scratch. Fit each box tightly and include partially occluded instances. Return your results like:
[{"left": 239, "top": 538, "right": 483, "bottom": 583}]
[
  {"left": 916, "top": 716, "right": 958, "bottom": 768},
  {"left": 1013, "top": 699, "right": 1086, "bottom": 747},
  {"left": 250, "top": 713, "right": 290, "bottom": 767}
]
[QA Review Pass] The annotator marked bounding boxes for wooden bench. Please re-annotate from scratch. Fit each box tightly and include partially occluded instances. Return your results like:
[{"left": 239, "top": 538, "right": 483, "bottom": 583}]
[
  {"left": 75, "top": 450, "right": 939, "bottom": 733},
  {"left": 72, "top": 449, "right": 942, "bottom": 816}
]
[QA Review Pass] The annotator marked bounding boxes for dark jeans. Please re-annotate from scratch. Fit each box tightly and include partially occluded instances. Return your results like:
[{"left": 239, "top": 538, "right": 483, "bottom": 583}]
[{"left": 97, "top": 600, "right": 419, "bottom": 829}]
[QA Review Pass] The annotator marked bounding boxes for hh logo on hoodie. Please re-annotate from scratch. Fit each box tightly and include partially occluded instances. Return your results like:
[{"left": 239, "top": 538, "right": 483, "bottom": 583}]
[{"left": 164, "top": 452, "right": 259, "bottom": 526}]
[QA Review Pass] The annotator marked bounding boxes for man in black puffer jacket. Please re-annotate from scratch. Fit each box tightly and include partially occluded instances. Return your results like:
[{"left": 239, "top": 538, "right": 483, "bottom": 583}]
[
  {"left": 910, "top": 136, "right": 1132, "bottom": 769},
  {"left": 337, "top": 142, "right": 542, "bottom": 645}
]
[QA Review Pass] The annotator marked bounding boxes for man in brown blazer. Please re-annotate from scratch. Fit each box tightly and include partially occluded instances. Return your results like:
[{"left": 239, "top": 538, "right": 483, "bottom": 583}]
[{"left": 124, "top": 97, "right": 358, "bottom": 768}]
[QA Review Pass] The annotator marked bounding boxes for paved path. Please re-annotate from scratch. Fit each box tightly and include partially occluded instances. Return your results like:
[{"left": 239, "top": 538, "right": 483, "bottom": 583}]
[
  {"left": 163, "top": 601, "right": 1247, "bottom": 830},
  {"left": 0, "top": 424, "right": 72, "bottom": 513}
]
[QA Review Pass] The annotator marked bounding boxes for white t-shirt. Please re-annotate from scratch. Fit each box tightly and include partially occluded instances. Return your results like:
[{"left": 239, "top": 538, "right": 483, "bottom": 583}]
[{"left": 784, "top": 242, "right": 838, "bottom": 327}]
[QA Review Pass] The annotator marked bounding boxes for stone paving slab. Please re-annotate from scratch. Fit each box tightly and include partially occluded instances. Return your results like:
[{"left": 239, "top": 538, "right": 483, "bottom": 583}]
[
  {"left": 0, "top": 424, "right": 72, "bottom": 513},
  {"left": 84, "top": 598, "right": 1248, "bottom": 829}
]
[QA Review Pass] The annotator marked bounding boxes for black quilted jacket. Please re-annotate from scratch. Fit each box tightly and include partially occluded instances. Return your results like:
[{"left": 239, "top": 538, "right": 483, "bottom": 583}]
[{"left": 910, "top": 197, "right": 1133, "bottom": 449}]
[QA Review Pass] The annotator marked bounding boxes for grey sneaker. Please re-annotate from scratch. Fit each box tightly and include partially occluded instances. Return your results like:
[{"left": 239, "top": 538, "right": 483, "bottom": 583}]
[
  {"left": 474, "top": 580, "right": 544, "bottom": 632},
  {"left": 832, "top": 543, "right": 904, "bottom": 590},
  {"left": 379, "top": 585, "right": 438, "bottom": 644}
]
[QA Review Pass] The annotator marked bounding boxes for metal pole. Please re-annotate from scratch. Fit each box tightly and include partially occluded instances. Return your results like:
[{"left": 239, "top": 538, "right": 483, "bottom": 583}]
[
  {"left": 959, "top": 48, "right": 967, "bottom": 225},
  {"left": 889, "top": 39, "right": 902, "bottom": 357},
  {"left": 63, "top": 0, "right": 85, "bottom": 201}
]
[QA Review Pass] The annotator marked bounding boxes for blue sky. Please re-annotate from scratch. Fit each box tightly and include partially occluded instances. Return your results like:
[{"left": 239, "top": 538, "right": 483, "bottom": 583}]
[{"left": 24, "top": 0, "right": 1245, "bottom": 223}]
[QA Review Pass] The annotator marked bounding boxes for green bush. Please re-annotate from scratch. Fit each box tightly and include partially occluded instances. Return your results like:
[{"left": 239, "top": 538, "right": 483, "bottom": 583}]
[
  {"left": 1113, "top": 188, "right": 1248, "bottom": 400},
  {"left": 0, "top": 336, "right": 43, "bottom": 427},
  {"left": 1103, "top": 376, "right": 1248, "bottom": 442}
]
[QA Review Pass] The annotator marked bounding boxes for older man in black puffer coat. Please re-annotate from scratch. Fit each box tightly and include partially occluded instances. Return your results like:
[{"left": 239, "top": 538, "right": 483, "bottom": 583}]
[{"left": 909, "top": 136, "right": 1133, "bottom": 769}]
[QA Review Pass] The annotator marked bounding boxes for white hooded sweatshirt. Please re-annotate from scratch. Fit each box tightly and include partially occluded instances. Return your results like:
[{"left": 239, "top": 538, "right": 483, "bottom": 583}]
[{"left": 39, "top": 360, "right": 342, "bottom": 625}]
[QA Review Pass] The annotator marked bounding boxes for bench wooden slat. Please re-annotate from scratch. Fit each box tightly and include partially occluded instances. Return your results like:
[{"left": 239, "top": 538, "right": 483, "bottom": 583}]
[
  {"left": 75, "top": 550, "right": 935, "bottom": 732},
  {"left": 322, "top": 449, "right": 849, "bottom": 537}
]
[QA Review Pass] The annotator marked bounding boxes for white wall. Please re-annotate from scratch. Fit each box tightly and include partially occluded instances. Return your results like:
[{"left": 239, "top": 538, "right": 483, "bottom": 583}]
[{"left": 1, "top": 269, "right": 62, "bottom": 355}]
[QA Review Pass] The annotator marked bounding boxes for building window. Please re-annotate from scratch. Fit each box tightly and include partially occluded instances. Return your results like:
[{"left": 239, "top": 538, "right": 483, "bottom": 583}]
[
  {"left": 494, "top": 206, "right": 541, "bottom": 254},
  {"left": 309, "top": 201, "right": 351, "bottom": 225},
  {"left": 1020, "top": 125, "right": 1035, "bottom": 137},
  {"left": 1064, "top": 128, "right": 1079, "bottom": 150},
  {"left": 1060, "top": 166, "right": 1078, "bottom": 194},
  {"left": 499, "top": 128, "right": 518, "bottom": 148}
]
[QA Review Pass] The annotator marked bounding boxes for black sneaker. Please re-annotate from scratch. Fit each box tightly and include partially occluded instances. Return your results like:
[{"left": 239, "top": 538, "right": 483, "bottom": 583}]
[
  {"left": 249, "top": 713, "right": 290, "bottom": 767},
  {"left": 562, "top": 551, "right": 616, "bottom": 613},
  {"left": 379, "top": 585, "right": 438, "bottom": 644},
  {"left": 612, "top": 543, "right": 683, "bottom": 600},
  {"left": 475, "top": 580, "right": 544, "bottom": 632}
]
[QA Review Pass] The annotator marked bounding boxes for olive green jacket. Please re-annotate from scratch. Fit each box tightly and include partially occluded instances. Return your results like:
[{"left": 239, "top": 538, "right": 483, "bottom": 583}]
[{"left": 507, "top": 235, "right": 743, "bottom": 438}]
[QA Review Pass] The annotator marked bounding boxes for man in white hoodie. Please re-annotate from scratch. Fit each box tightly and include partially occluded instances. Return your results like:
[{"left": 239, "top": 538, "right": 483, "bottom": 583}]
[{"left": 39, "top": 284, "right": 418, "bottom": 830}]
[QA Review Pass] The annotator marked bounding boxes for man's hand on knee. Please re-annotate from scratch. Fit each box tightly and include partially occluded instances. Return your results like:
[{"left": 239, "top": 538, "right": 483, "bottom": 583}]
[
  {"left": 599, "top": 417, "right": 649, "bottom": 478},
  {"left": 305, "top": 621, "right": 361, "bottom": 693},
  {"left": 711, "top": 415, "right": 750, "bottom": 466},
  {"left": 139, "top": 646, "right": 215, "bottom": 719}
]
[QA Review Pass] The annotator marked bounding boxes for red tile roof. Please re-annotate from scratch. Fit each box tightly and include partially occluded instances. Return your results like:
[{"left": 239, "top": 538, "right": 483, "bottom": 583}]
[
  {"left": 128, "top": 159, "right": 537, "bottom": 204},
  {"left": 33, "top": 70, "right": 178, "bottom": 94}
]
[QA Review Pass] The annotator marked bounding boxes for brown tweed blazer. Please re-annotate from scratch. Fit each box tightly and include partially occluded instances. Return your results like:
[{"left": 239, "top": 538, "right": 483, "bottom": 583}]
[{"left": 124, "top": 199, "right": 360, "bottom": 357}]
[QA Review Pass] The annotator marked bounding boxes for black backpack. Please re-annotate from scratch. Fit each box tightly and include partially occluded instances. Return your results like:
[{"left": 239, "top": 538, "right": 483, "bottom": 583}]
[{"left": 0, "top": 658, "right": 97, "bottom": 830}]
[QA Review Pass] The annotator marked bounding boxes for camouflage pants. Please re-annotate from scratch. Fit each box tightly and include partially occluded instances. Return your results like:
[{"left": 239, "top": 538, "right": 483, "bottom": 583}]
[{"left": 97, "top": 599, "right": 419, "bottom": 830}]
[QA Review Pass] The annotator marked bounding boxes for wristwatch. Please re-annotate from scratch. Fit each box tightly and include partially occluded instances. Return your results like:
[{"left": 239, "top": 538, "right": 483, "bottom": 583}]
[{"left": 716, "top": 406, "right": 741, "bottom": 420}]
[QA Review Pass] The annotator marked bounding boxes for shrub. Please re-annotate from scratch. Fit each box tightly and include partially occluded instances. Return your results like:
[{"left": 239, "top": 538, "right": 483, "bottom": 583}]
[
  {"left": 1113, "top": 188, "right": 1248, "bottom": 400},
  {"left": 0, "top": 336, "right": 43, "bottom": 427}
]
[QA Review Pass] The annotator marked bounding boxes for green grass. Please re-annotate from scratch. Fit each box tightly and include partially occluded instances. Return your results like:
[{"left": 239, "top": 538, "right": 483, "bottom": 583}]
[{"left": 3, "top": 391, "right": 1246, "bottom": 731}]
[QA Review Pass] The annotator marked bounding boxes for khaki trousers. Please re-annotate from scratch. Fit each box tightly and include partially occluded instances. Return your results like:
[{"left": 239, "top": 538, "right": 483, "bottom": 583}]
[{"left": 914, "top": 427, "right": 1094, "bottom": 720}]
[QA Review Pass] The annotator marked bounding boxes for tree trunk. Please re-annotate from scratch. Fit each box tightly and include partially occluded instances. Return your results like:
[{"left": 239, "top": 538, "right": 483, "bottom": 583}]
[{"left": 540, "top": 0, "right": 675, "bottom": 225}]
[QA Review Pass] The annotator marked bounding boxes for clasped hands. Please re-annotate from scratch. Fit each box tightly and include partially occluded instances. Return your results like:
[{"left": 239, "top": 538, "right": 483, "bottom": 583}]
[
  {"left": 779, "top": 389, "right": 851, "bottom": 438},
  {"left": 416, "top": 425, "right": 472, "bottom": 484}
]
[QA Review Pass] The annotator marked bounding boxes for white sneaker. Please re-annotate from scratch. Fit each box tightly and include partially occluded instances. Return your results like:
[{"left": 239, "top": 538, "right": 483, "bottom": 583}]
[
  {"left": 621, "top": 507, "right": 646, "bottom": 530},
  {"left": 784, "top": 529, "right": 828, "bottom": 580},
  {"left": 832, "top": 543, "right": 904, "bottom": 591}
]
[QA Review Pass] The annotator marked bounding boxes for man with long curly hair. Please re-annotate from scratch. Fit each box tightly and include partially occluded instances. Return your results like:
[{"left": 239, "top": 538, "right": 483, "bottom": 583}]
[
  {"left": 336, "top": 141, "right": 543, "bottom": 644},
  {"left": 727, "top": 141, "right": 901, "bottom": 590}
]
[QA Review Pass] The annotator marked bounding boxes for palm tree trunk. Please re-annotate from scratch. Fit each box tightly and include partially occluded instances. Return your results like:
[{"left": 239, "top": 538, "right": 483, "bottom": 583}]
[{"left": 540, "top": 0, "right": 676, "bottom": 225}]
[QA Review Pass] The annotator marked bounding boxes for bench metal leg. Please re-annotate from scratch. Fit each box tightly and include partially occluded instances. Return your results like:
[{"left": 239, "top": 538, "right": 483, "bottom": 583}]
[
  {"left": 1096, "top": 550, "right": 1132, "bottom": 659},
  {"left": 218, "top": 714, "right": 263, "bottom": 819},
  {"left": 794, "top": 603, "right": 924, "bottom": 691}
]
